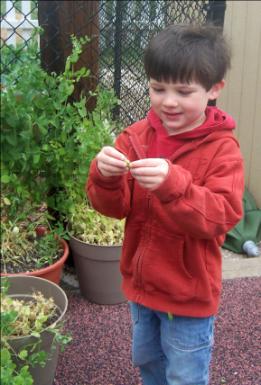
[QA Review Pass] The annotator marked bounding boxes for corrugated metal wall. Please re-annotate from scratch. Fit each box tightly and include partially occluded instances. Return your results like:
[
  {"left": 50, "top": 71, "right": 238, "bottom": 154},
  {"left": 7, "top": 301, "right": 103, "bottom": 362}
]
[{"left": 217, "top": 0, "right": 261, "bottom": 207}]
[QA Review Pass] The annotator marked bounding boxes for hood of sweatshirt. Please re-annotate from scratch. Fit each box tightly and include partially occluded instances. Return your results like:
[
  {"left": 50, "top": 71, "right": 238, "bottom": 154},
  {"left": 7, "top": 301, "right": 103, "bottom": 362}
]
[
  {"left": 146, "top": 106, "right": 236, "bottom": 158},
  {"left": 148, "top": 106, "right": 235, "bottom": 138},
  {"left": 121, "top": 106, "right": 238, "bottom": 162}
]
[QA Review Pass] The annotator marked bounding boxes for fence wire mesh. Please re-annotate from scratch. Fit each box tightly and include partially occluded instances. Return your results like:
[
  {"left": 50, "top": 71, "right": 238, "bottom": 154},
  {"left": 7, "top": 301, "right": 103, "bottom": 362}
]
[{"left": 1, "top": 0, "right": 225, "bottom": 126}]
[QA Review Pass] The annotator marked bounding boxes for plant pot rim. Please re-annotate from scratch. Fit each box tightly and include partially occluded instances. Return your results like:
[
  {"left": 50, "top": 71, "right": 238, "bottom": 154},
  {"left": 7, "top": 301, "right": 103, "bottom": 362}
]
[
  {"left": 0, "top": 239, "right": 69, "bottom": 277},
  {"left": 1, "top": 274, "right": 68, "bottom": 341}
]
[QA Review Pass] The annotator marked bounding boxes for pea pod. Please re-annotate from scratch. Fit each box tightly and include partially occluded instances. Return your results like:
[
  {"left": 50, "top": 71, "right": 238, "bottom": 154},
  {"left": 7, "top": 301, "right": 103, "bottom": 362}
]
[{"left": 125, "top": 159, "right": 132, "bottom": 170}]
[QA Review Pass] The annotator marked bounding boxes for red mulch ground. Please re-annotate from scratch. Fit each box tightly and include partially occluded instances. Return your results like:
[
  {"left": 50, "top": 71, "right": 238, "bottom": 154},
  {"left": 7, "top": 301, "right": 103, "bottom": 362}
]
[{"left": 54, "top": 277, "right": 261, "bottom": 385}]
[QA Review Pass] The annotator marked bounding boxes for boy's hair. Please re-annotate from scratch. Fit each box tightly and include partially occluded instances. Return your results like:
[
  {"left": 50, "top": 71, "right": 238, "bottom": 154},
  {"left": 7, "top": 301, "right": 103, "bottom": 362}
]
[{"left": 144, "top": 23, "right": 231, "bottom": 90}]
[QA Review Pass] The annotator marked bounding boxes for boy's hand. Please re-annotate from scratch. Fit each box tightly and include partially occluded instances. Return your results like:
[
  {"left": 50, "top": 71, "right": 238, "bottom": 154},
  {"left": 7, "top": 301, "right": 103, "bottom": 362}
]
[
  {"left": 96, "top": 146, "right": 129, "bottom": 177},
  {"left": 130, "top": 158, "right": 169, "bottom": 190}
]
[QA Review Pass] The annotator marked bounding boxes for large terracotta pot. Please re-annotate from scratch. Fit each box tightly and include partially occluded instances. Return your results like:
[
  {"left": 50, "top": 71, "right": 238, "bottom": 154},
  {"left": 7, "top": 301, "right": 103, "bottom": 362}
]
[
  {"left": 1, "top": 239, "right": 69, "bottom": 285},
  {"left": 69, "top": 234, "right": 126, "bottom": 305}
]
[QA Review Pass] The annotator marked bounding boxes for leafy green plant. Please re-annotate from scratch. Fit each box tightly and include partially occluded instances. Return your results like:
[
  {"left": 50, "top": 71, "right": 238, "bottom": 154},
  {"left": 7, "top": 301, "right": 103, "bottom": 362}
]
[
  {"left": 1, "top": 30, "right": 124, "bottom": 251},
  {"left": 0, "top": 278, "right": 71, "bottom": 385},
  {"left": 1, "top": 30, "right": 120, "bottom": 221}
]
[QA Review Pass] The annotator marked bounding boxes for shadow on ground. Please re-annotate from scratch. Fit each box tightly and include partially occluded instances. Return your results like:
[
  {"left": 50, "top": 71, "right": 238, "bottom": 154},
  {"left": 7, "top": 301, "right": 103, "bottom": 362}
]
[{"left": 54, "top": 277, "right": 261, "bottom": 385}]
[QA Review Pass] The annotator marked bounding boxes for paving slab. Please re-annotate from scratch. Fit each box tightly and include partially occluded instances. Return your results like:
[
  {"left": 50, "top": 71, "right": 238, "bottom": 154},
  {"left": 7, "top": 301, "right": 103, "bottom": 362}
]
[{"left": 222, "top": 243, "right": 261, "bottom": 279}]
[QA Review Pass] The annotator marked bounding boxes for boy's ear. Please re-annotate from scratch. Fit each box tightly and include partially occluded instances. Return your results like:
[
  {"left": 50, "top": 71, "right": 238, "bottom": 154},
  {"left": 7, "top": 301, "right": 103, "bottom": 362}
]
[{"left": 208, "top": 80, "right": 225, "bottom": 100}]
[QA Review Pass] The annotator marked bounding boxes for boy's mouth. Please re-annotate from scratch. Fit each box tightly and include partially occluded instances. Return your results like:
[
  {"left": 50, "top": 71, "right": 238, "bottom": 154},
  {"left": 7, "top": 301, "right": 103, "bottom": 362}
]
[{"left": 163, "top": 111, "right": 183, "bottom": 119}]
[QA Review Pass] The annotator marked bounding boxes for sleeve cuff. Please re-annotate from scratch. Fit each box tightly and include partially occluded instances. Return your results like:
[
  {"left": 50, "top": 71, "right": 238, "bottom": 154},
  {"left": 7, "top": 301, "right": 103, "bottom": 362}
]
[
  {"left": 89, "top": 160, "right": 123, "bottom": 189},
  {"left": 153, "top": 161, "right": 192, "bottom": 202}
]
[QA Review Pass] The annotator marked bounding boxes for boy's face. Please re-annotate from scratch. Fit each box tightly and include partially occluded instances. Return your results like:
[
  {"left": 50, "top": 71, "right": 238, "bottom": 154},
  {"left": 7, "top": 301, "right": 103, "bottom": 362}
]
[{"left": 149, "top": 79, "right": 224, "bottom": 135}]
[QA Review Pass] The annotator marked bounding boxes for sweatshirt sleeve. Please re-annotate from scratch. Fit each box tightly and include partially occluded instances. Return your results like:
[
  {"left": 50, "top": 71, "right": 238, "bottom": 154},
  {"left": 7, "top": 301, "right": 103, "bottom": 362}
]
[{"left": 153, "top": 139, "right": 245, "bottom": 239}]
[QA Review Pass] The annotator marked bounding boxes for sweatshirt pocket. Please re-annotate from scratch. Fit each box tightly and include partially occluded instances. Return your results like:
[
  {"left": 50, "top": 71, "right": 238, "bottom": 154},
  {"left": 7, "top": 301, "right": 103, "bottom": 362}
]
[{"left": 142, "top": 230, "right": 197, "bottom": 302}]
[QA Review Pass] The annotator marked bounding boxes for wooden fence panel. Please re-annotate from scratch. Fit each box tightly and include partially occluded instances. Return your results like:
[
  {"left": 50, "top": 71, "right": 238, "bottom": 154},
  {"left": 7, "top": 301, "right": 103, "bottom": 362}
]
[
  {"left": 218, "top": 0, "right": 261, "bottom": 207},
  {"left": 38, "top": 1, "right": 99, "bottom": 110}
]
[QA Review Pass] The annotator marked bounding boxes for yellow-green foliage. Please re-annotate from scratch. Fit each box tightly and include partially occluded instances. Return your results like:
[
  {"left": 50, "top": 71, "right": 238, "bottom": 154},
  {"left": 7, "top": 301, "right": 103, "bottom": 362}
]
[
  {"left": 1, "top": 291, "right": 56, "bottom": 338},
  {"left": 70, "top": 202, "right": 124, "bottom": 246}
]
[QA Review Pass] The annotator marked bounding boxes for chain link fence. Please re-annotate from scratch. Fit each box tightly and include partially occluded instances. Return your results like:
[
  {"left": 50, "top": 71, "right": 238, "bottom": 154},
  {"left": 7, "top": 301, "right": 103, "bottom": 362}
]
[{"left": 1, "top": 0, "right": 226, "bottom": 126}]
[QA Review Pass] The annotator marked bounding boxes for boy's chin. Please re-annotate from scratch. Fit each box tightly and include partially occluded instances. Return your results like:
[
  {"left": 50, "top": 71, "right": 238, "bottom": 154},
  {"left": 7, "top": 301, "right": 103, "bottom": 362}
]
[{"left": 164, "top": 124, "right": 196, "bottom": 135}]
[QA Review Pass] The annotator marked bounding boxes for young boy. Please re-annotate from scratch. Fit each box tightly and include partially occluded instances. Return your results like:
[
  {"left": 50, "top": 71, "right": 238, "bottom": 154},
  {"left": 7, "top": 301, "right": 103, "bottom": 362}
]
[{"left": 87, "top": 24, "right": 244, "bottom": 385}]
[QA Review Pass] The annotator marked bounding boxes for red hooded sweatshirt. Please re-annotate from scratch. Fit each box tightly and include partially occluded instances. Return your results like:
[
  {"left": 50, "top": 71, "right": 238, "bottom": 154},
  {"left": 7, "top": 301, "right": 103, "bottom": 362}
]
[{"left": 87, "top": 106, "right": 244, "bottom": 317}]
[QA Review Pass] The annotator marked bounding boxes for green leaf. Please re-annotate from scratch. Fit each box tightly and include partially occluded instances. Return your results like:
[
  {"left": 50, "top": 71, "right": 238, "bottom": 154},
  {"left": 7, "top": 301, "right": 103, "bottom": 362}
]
[
  {"left": 1, "top": 174, "right": 10, "bottom": 183},
  {"left": 33, "top": 153, "right": 40, "bottom": 165},
  {"left": 42, "top": 144, "right": 49, "bottom": 151},
  {"left": 3, "top": 197, "right": 11, "bottom": 205},
  {"left": 5, "top": 134, "right": 17, "bottom": 146},
  {"left": 0, "top": 347, "right": 11, "bottom": 364},
  {"left": 18, "top": 349, "right": 28, "bottom": 360},
  {"left": 31, "top": 331, "right": 40, "bottom": 338},
  {"left": 29, "top": 351, "right": 47, "bottom": 367},
  {"left": 167, "top": 312, "right": 173, "bottom": 321}
]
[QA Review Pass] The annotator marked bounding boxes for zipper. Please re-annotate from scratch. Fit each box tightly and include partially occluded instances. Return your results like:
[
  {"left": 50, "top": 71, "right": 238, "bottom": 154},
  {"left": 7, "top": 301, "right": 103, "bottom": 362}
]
[
  {"left": 129, "top": 134, "right": 147, "bottom": 160},
  {"left": 135, "top": 254, "right": 142, "bottom": 288},
  {"left": 128, "top": 133, "right": 152, "bottom": 291},
  {"left": 147, "top": 193, "right": 151, "bottom": 208},
  {"left": 135, "top": 196, "right": 152, "bottom": 289}
]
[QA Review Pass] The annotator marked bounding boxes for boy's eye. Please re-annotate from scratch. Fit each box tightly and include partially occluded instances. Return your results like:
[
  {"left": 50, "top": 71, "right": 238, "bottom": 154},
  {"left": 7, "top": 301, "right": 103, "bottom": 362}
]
[
  {"left": 152, "top": 88, "right": 164, "bottom": 93},
  {"left": 178, "top": 90, "right": 192, "bottom": 95}
]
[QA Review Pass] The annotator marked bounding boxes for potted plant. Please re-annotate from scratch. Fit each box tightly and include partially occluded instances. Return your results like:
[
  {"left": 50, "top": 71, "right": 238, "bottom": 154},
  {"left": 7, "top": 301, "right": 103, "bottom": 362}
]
[
  {"left": 0, "top": 275, "right": 71, "bottom": 385},
  {"left": 0, "top": 197, "right": 69, "bottom": 284},
  {"left": 68, "top": 199, "right": 126, "bottom": 304},
  {"left": 0, "top": 33, "right": 102, "bottom": 283},
  {"left": 0, "top": 31, "right": 94, "bottom": 219},
  {"left": 1, "top": 30, "right": 124, "bottom": 300}
]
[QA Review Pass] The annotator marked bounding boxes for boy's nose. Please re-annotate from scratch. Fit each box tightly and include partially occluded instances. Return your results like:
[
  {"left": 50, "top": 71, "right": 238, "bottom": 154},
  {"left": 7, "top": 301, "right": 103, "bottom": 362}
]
[{"left": 163, "top": 95, "right": 178, "bottom": 107}]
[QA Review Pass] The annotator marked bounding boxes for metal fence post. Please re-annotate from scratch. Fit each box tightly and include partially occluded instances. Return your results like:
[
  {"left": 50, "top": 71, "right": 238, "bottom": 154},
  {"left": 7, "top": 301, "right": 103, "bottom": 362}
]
[
  {"left": 205, "top": 0, "right": 226, "bottom": 106},
  {"left": 113, "top": 0, "right": 124, "bottom": 119},
  {"left": 206, "top": 0, "right": 226, "bottom": 27}
]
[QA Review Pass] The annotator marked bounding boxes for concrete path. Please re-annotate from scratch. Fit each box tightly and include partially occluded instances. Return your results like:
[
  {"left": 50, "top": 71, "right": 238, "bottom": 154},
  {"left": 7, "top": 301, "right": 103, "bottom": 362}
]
[{"left": 222, "top": 243, "right": 261, "bottom": 279}]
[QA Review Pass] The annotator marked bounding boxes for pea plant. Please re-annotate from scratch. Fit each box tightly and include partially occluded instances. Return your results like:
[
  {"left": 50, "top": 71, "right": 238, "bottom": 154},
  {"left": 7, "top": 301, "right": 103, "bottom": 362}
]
[
  {"left": 0, "top": 278, "right": 71, "bottom": 385},
  {"left": 1, "top": 29, "right": 119, "bottom": 222},
  {"left": 70, "top": 199, "right": 125, "bottom": 245},
  {"left": 0, "top": 197, "right": 68, "bottom": 274}
]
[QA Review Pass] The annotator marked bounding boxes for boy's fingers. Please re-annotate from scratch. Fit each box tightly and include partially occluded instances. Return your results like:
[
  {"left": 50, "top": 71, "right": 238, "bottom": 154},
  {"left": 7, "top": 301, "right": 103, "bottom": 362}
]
[
  {"left": 131, "top": 167, "right": 159, "bottom": 176},
  {"left": 130, "top": 158, "right": 162, "bottom": 168},
  {"left": 130, "top": 159, "right": 169, "bottom": 182},
  {"left": 102, "top": 146, "right": 126, "bottom": 161},
  {"left": 96, "top": 146, "right": 131, "bottom": 176}
]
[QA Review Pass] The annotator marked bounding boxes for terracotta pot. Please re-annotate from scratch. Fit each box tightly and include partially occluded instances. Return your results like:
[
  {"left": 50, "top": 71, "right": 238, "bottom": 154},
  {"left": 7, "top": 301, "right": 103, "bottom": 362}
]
[
  {"left": 3, "top": 275, "right": 68, "bottom": 385},
  {"left": 1, "top": 239, "right": 69, "bottom": 285},
  {"left": 69, "top": 234, "right": 126, "bottom": 305}
]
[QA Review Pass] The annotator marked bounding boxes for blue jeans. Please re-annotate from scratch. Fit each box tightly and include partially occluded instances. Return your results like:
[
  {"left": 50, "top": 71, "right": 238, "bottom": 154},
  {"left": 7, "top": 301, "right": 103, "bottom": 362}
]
[{"left": 129, "top": 302, "right": 215, "bottom": 385}]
